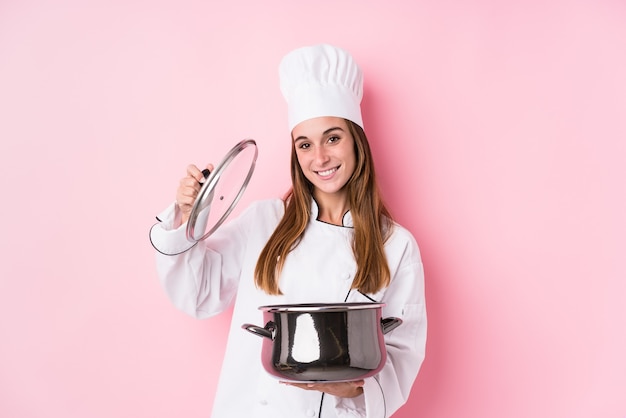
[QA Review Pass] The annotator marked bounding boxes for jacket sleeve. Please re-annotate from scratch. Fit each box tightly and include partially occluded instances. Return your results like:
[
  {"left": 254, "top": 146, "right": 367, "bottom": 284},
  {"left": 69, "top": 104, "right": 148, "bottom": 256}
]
[
  {"left": 149, "top": 202, "right": 249, "bottom": 319},
  {"left": 334, "top": 229, "right": 427, "bottom": 417}
]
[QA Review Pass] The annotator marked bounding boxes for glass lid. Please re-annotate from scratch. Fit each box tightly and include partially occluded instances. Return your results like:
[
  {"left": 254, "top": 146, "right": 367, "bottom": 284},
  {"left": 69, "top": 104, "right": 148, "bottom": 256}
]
[{"left": 186, "top": 139, "right": 258, "bottom": 242}]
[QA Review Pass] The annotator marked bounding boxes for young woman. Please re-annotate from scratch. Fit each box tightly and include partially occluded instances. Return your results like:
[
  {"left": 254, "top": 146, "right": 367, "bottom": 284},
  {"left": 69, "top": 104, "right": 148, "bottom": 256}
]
[{"left": 150, "top": 44, "right": 426, "bottom": 417}]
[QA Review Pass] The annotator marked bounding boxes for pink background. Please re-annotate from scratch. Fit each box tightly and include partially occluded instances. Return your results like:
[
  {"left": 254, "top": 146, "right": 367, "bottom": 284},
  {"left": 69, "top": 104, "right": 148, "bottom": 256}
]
[{"left": 1, "top": 0, "right": 625, "bottom": 417}]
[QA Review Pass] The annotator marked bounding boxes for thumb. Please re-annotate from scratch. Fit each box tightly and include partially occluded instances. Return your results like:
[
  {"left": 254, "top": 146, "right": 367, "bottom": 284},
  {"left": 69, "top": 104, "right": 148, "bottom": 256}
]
[{"left": 200, "top": 164, "right": 215, "bottom": 184}]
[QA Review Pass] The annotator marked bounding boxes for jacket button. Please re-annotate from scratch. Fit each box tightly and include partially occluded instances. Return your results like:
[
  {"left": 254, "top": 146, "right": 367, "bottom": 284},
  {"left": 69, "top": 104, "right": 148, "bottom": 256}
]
[
  {"left": 306, "top": 409, "right": 315, "bottom": 417},
  {"left": 259, "top": 399, "right": 268, "bottom": 406}
]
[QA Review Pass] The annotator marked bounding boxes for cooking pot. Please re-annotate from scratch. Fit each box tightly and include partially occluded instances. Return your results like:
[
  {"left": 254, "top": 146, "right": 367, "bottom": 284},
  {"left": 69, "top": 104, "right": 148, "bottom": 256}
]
[{"left": 242, "top": 303, "right": 402, "bottom": 383}]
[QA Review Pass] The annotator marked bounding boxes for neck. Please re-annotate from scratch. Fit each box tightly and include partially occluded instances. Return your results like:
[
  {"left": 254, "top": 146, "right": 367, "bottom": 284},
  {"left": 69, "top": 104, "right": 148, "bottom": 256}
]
[{"left": 313, "top": 191, "right": 350, "bottom": 226}]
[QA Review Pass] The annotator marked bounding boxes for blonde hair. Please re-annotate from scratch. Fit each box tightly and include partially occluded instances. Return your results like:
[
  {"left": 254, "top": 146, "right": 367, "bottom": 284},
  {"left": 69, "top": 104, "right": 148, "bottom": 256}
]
[{"left": 254, "top": 120, "right": 393, "bottom": 295}]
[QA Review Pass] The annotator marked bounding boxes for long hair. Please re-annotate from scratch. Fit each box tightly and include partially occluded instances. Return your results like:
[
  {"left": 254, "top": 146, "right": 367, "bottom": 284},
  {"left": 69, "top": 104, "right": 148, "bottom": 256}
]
[{"left": 254, "top": 120, "right": 393, "bottom": 295}]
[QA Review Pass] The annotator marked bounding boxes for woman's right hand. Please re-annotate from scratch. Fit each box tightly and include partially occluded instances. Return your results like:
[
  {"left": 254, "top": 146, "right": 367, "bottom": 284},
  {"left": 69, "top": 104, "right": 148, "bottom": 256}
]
[{"left": 176, "top": 163, "right": 213, "bottom": 224}]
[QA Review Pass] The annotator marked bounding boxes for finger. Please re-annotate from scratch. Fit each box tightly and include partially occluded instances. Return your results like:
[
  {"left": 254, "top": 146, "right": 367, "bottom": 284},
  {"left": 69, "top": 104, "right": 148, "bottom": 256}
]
[
  {"left": 186, "top": 164, "right": 205, "bottom": 183},
  {"left": 177, "top": 190, "right": 199, "bottom": 206},
  {"left": 176, "top": 182, "right": 202, "bottom": 207},
  {"left": 199, "top": 163, "right": 215, "bottom": 185},
  {"left": 179, "top": 176, "right": 203, "bottom": 191},
  {"left": 279, "top": 382, "right": 312, "bottom": 391},
  {"left": 177, "top": 180, "right": 201, "bottom": 196}
]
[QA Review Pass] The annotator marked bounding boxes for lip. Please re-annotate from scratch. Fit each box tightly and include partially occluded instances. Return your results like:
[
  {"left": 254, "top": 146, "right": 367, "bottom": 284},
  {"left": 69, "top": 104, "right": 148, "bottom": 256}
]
[{"left": 315, "top": 166, "right": 340, "bottom": 179}]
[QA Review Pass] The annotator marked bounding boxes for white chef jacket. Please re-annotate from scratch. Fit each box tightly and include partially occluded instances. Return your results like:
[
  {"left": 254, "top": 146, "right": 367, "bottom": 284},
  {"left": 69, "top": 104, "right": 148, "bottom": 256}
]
[{"left": 150, "top": 198, "right": 426, "bottom": 418}]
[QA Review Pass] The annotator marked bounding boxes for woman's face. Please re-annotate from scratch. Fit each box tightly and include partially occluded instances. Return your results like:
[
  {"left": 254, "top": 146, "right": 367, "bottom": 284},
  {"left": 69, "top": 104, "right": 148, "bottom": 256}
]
[{"left": 292, "top": 116, "right": 357, "bottom": 199}]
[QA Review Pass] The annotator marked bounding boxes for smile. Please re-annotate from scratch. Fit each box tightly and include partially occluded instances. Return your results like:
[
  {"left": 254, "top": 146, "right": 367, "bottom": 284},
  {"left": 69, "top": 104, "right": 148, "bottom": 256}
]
[{"left": 316, "top": 167, "right": 338, "bottom": 177}]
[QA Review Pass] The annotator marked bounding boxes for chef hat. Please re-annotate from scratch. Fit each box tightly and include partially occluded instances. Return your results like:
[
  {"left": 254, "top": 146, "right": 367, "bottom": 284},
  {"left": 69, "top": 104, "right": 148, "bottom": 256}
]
[{"left": 279, "top": 44, "right": 364, "bottom": 131}]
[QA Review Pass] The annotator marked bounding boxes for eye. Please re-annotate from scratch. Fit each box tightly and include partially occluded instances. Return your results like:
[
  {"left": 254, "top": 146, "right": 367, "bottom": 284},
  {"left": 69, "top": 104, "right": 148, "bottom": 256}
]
[
  {"left": 297, "top": 142, "right": 310, "bottom": 150},
  {"left": 328, "top": 136, "right": 340, "bottom": 143}
]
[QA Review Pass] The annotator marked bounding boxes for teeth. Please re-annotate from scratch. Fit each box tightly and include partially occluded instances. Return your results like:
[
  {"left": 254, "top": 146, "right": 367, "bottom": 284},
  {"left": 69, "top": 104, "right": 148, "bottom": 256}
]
[{"left": 318, "top": 168, "right": 337, "bottom": 176}]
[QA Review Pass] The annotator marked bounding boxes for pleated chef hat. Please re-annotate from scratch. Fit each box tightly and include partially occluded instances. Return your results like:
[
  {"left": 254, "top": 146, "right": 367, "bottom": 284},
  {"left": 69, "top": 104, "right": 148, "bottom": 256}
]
[{"left": 279, "top": 44, "right": 364, "bottom": 131}]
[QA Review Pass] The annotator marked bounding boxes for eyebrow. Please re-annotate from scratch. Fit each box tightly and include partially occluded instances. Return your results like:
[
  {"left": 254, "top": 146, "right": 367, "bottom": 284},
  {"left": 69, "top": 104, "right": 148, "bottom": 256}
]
[{"left": 294, "top": 126, "right": 344, "bottom": 142}]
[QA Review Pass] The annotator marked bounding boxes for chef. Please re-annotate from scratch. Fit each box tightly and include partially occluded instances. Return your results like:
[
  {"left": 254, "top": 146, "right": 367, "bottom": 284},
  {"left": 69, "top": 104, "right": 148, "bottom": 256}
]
[{"left": 150, "top": 44, "right": 427, "bottom": 417}]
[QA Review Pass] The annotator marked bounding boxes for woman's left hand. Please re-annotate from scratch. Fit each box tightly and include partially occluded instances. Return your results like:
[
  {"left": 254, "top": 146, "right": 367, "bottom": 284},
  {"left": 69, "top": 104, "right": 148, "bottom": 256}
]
[{"left": 281, "top": 380, "right": 364, "bottom": 398}]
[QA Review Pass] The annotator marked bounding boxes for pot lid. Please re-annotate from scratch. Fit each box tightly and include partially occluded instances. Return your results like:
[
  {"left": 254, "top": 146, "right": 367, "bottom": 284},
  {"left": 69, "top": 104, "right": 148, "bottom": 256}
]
[
  {"left": 186, "top": 139, "right": 258, "bottom": 242},
  {"left": 259, "top": 302, "right": 385, "bottom": 313}
]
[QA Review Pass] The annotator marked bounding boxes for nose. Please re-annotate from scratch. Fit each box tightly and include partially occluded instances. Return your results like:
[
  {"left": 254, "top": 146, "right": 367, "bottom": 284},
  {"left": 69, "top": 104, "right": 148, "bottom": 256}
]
[{"left": 313, "top": 146, "right": 330, "bottom": 165}]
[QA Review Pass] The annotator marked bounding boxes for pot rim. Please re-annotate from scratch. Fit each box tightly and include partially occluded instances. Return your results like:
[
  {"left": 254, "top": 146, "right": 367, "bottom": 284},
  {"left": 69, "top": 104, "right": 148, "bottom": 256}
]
[{"left": 258, "top": 302, "right": 385, "bottom": 313}]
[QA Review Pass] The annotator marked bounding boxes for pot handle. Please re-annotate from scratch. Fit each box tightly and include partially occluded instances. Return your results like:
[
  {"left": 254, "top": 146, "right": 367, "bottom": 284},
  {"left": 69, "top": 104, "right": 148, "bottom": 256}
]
[
  {"left": 242, "top": 322, "right": 275, "bottom": 340},
  {"left": 381, "top": 317, "right": 402, "bottom": 334}
]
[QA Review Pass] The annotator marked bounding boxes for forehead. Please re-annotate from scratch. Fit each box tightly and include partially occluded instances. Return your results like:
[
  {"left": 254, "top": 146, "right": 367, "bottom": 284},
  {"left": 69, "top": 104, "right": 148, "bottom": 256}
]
[{"left": 292, "top": 116, "right": 348, "bottom": 139}]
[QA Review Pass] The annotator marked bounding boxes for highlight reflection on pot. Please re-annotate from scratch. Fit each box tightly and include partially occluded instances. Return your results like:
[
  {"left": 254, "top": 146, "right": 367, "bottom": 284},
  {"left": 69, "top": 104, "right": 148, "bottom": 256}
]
[
  {"left": 290, "top": 314, "right": 320, "bottom": 363},
  {"left": 242, "top": 303, "right": 402, "bottom": 383}
]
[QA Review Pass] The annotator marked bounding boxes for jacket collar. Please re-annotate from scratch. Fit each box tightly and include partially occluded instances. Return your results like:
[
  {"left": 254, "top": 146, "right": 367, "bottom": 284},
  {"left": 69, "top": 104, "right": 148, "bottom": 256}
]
[{"left": 310, "top": 198, "right": 353, "bottom": 227}]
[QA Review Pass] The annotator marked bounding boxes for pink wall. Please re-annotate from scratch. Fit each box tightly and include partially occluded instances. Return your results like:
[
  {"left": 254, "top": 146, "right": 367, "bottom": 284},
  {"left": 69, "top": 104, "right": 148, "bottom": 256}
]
[{"left": 1, "top": 0, "right": 624, "bottom": 417}]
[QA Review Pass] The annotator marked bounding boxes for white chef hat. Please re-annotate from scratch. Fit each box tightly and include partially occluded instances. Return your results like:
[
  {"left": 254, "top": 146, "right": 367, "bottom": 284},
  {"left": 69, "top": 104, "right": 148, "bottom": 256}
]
[{"left": 279, "top": 44, "right": 364, "bottom": 131}]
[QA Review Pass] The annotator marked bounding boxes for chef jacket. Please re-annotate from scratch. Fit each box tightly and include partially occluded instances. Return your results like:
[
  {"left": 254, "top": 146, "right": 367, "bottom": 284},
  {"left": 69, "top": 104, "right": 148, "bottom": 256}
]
[{"left": 150, "top": 198, "right": 427, "bottom": 417}]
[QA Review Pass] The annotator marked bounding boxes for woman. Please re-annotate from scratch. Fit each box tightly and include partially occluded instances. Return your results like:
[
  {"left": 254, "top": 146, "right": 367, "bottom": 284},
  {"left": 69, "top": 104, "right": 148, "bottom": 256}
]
[{"left": 150, "top": 44, "right": 426, "bottom": 417}]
